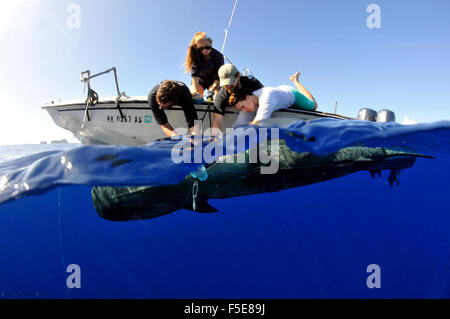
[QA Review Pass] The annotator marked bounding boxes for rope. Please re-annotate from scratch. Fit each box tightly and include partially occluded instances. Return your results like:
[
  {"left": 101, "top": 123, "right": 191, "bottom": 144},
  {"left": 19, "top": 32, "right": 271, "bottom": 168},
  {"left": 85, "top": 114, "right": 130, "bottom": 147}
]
[
  {"left": 224, "top": 55, "right": 234, "bottom": 65},
  {"left": 199, "top": 102, "right": 214, "bottom": 131},
  {"left": 192, "top": 179, "right": 199, "bottom": 211}
]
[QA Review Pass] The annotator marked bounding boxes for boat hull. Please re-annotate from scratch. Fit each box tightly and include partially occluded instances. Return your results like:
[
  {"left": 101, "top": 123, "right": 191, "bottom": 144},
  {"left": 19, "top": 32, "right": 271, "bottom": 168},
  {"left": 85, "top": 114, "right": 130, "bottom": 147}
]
[{"left": 42, "top": 97, "right": 352, "bottom": 145}]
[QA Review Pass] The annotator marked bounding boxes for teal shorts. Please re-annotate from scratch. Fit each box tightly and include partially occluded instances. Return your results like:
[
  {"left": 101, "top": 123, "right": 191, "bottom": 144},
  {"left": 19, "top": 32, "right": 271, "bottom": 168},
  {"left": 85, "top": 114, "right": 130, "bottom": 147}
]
[{"left": 290, "top": 88, "right": 316, "bottom": 111}]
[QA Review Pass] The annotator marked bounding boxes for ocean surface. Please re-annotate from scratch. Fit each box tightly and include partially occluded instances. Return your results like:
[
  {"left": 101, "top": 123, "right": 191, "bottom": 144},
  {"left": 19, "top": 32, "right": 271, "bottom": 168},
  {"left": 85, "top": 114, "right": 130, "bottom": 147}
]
[{"left": 0, "top": 118, "right": 449, "bottom": 298}]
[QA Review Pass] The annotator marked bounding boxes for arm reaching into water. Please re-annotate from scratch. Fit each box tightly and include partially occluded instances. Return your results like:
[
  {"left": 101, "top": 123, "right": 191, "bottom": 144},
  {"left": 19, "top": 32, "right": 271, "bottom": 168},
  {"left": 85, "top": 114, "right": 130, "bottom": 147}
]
[{"left": 160, "top": 123, "right": 178, "bottom": 137}]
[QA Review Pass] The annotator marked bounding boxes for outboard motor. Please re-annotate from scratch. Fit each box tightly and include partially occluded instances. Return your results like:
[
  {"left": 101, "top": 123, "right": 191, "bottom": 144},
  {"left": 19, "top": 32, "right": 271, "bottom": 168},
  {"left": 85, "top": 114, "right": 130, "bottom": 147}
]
[
  {"left": 376, "top": 109, "right": 396, "bottom": 122},
  {"left": 357, "top": 108, "right": 378, "bottom": 122}
]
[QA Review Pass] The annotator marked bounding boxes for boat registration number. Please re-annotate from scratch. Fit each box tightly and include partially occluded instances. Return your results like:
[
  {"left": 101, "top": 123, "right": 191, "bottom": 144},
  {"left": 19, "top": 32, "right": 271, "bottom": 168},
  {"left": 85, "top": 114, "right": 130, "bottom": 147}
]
[{"left": 106, "top": 115, "right": 152, "bottom": 124}]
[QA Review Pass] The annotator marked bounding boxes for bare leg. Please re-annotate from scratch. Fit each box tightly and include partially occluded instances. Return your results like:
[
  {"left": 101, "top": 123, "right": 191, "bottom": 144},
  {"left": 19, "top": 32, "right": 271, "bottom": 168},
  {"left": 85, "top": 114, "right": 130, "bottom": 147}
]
[{"left": 289, "top": 71, "right": 318, "bottom": 110}]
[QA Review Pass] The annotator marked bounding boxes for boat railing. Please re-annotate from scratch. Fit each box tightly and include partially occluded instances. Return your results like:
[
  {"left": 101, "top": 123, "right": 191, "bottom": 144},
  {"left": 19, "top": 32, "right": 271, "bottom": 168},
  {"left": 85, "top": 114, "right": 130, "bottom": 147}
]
[
  {"left": 80, "top": 67, "right": 126, "bottom": 128},
  {"left": 78, "top": 67, "right": 217, "bottom": 131}
]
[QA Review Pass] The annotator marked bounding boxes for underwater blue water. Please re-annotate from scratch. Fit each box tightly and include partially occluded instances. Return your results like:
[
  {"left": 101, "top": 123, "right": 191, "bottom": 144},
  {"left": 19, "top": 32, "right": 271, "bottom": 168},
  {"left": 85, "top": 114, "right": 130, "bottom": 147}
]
[{"left": 0, "top": 119, "right": 449, "bottom": 298}]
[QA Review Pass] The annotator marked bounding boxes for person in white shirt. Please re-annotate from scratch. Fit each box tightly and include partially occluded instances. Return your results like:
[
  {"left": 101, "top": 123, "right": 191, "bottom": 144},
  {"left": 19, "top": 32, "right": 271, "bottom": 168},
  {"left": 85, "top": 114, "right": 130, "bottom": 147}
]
[{"left": 228, "top": 71, "right": 318, "bottom": 126}]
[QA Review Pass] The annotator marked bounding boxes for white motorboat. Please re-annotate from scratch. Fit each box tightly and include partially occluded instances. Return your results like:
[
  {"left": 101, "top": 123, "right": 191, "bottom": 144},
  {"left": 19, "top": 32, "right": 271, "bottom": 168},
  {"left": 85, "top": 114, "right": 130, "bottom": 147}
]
[{"left": 41, "top": 67, "right": 359, "bottom": 145}]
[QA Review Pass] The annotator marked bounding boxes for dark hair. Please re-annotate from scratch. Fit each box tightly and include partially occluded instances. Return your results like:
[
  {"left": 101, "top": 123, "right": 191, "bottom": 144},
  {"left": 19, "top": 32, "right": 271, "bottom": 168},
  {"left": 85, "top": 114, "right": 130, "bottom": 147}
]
[
  {"left": 156, "top": 80, "right": 183, "bottom": 104},
  {"left": 228, "top": 89, "right": 247, "bottom": 106}
]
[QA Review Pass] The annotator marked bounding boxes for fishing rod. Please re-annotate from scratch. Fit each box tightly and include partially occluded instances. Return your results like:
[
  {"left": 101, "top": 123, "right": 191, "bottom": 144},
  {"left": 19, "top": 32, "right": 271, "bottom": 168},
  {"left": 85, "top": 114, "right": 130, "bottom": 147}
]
[
  {"left": 219, "top": 0, "right": 254, "bottom": 76},
  {"left": 221, "top": 0, "right": 238, "bottom": 58}
]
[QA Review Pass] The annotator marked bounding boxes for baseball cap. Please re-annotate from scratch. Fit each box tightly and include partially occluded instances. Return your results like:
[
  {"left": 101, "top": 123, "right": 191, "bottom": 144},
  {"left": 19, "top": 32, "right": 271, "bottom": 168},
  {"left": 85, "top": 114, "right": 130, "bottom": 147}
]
[{"left": 218, "top": 64, "right": 239, "bottom": 86}]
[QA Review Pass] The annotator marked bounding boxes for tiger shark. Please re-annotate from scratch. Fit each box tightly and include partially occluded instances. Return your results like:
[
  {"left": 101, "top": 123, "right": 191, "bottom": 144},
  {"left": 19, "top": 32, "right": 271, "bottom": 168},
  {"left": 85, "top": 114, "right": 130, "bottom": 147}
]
[{"left": 91, "top": 139, "right": 432, "bottom": 221}]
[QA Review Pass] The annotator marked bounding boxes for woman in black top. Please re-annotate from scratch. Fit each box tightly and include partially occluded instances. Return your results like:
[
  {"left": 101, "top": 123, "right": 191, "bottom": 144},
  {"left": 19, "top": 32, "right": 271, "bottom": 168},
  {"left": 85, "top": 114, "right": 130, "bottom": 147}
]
[{"left": 184, "top": 32, "right": 224, "bottom": 99}]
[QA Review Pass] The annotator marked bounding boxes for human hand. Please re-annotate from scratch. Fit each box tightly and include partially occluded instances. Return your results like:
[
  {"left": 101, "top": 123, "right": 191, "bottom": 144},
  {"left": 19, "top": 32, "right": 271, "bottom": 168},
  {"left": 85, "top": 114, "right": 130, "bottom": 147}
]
[
  {"left": 192, "top": 94, "right": 204, "bottom": 104},
  {"left": 204, "top": 90, "right": 214, "bottom": 102},
  {"left": 190, "top": 165, "right": 208, "bottom": 181}
]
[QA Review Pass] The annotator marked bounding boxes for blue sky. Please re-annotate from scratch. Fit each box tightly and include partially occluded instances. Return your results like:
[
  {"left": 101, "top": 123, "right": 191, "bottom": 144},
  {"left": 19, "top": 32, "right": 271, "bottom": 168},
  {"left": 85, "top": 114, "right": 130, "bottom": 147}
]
[{"left": 0, "top": 0, "right": 449, "bottom": 144}]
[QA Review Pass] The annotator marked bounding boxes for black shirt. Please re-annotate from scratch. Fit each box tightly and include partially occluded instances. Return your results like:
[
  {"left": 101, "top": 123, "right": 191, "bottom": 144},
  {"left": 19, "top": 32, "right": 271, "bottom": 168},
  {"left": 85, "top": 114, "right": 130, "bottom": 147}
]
[
  {"left": 190, "top": 48, "right": 224, "bottom": 88},
  {"left": 213, "top": 76, "right": 264, "bottom": 115},
  {"left": 148, "top": 81, "right": 198, "bottom": 128}
]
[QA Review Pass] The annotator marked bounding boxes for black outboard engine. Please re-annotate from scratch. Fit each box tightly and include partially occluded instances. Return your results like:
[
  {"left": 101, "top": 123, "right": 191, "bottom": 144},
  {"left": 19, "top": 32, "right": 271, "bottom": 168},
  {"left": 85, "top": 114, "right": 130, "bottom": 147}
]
[
  {"left": 357, "top": 108, "right": 378, "bottom": 122},
  {"left": 376, "top": 109, "right": 396, "bottom": 122}
]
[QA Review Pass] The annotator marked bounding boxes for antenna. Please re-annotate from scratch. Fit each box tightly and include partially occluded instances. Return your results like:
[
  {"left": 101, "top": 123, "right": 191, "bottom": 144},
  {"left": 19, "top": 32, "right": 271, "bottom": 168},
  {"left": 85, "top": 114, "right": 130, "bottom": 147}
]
[
  {"left": 334, "top": 100, "right": 338, "bottom": 114},
  {"left": 221, "top": 0, "right": 239, "bottom": 54}
]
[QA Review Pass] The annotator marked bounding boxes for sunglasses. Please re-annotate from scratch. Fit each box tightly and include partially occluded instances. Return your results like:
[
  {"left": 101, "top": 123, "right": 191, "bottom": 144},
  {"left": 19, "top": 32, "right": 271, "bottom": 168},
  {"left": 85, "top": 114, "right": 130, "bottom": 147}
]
[{"left": 197, "top": 45, "right": 212, "bottom": 51}]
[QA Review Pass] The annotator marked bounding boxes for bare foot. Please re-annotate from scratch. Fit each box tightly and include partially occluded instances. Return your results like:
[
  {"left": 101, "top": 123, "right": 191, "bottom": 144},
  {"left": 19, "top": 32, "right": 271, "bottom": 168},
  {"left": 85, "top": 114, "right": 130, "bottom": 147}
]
[{"left": 289, "top": 71, "right": 301, "bottom": 83}]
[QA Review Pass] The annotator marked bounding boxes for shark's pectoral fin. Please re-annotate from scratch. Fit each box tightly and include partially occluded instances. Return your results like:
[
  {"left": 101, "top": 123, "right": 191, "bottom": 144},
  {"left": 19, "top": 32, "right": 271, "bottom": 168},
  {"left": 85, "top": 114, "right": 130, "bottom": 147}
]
[
  {"left": 369, "top": 169, "right": 382, "bottom": 179},
  {"left": 388, "top": 169, "right": 401, "bottom": 187}
]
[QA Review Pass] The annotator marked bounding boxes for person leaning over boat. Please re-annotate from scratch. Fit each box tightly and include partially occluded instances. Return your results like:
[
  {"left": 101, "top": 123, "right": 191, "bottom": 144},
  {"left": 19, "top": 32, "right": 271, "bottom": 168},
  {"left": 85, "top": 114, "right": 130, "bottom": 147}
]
[
  {"left": 148, "top": 80, "right": 199, "bottom": 137},
  {"left": 184, "top": 31, "right": 224, "bottom": 102},
  {"left": 228, "top": 71, "right": 318, "bottom": 126},
  {"left": 212, "top": 64, "right": 264, "bottom": 130}
]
